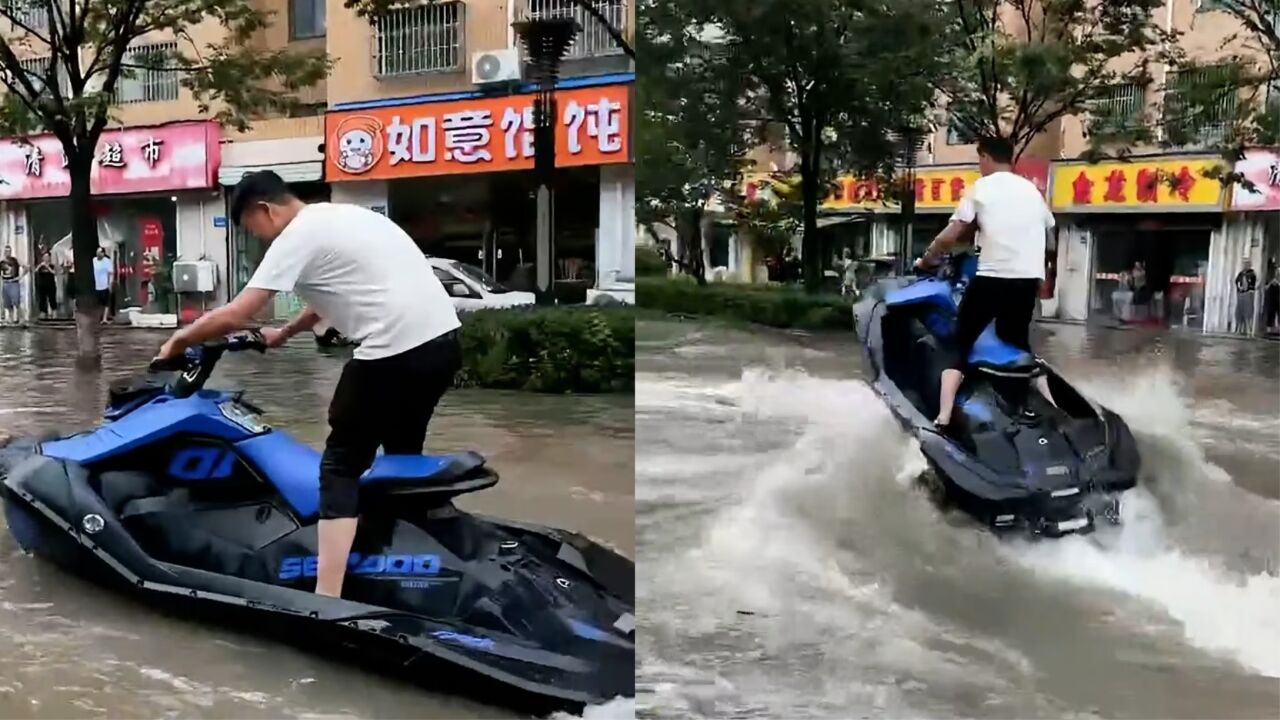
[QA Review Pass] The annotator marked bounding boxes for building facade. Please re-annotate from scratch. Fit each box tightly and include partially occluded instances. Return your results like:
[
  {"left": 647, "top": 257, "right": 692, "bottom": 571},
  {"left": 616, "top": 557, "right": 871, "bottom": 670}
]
[
  {"left": 729, "top": 0, "right": 1277, "bottom": 337},
  {"left": 0, "top": 0, "right": 635, "bottom": 321}
]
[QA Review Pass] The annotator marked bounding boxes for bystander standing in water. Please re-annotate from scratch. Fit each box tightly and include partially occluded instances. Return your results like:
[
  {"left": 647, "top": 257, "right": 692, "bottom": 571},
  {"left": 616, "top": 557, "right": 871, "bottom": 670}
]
[
  {"left": 1234, "top": 257, "right": 1257, "bottom": 335},
  {"left": 0, "top": 245, "right": 23, "bottom": 325}
]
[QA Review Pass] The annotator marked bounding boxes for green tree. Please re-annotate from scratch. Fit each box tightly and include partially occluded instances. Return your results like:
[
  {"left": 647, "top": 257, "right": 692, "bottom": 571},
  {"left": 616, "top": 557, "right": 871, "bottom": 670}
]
[
  {"left": 1162, "top": 1, "right": 1278, "bottom": 154},
  {"left": 936, "top": 0, "right": 1172, "bottom": 160},
  {"left": 0, "top": 0, "right": 328, "bottom": 363},
  {"left": 706, "top": 0, "right": 950, "bottom": 292},
  {"left": 635, "top": 0, "right": 754, "bottom": 285}
]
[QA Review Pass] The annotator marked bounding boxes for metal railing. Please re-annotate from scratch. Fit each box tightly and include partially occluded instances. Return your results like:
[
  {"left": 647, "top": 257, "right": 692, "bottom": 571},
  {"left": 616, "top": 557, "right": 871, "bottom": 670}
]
[
  {"left": 522, "top": 0, "right": 627, "bottom": 59},
  {"left": 16, "top": 54, "right": 56, "bottom": 94},
  {"left": 3, "top": 0, "right": 48, "bottom": 31},
  {"left": 115, "top": 41, "right": 180, "bottom": 104},
  {"left": 372, "top": 0, "right": 463, "bottom": 77},
  {"left": 1087, "top": 81, "right": 1146, "bottom": 136},
  {"left": 1162, "top": 66, "right": 1236, "bottom": 146}
]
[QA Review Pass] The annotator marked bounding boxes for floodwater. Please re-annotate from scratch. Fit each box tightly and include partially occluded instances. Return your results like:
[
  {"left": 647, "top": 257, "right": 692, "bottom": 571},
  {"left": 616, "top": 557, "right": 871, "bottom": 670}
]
[
  {"left": 637, "top": 318, "right": 1280, "bottom": 719},
  {"left": 0, "top": 329, "right": 634, "bottom": 720}
]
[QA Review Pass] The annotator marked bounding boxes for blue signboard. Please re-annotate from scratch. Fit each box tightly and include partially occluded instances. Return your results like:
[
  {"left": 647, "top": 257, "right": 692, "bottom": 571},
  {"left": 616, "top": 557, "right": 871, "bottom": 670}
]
[{"left": 213, "top": 216, "right": 227, "bottom": 228}]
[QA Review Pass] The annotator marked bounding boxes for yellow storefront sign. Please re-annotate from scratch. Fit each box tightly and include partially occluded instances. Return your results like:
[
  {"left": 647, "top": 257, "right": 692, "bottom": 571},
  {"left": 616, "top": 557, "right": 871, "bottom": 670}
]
[
  {"left": 1050, "top": 157, "right": 1228, "bottom": 212},
  {"left": 743, "top": 161, "right": 1050, "bottom": 212}
]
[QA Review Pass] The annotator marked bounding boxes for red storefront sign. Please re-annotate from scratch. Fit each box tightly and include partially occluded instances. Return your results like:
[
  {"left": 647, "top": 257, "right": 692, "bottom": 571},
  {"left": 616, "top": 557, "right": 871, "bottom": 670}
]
[{"left": 0, "top": 121, "right": 221, "bottom": 200}]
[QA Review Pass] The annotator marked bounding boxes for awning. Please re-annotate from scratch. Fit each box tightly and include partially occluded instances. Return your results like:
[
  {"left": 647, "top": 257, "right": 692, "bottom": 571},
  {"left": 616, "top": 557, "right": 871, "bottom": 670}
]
[{"left": 219, "top": 161, "right": 323, "bottom": 186}]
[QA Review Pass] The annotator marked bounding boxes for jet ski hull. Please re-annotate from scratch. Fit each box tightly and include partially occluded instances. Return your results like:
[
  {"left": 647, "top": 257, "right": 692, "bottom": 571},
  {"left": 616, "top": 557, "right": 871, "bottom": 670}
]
[
  {"left": 0, "top": 442, "right": 634, "bottom": 712},
  {"left": 854, "top": 268, "right": 1139, "bottom": 537}
]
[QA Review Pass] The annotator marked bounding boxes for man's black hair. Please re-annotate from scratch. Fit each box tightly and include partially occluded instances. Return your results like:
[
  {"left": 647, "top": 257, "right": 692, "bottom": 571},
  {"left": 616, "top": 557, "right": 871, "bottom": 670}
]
[
  {"left": 229, "top": 170, "right": 296, "bottom": 224},
  {"left": 976, "top": 136, "right": 1015, "bottom": 165}
]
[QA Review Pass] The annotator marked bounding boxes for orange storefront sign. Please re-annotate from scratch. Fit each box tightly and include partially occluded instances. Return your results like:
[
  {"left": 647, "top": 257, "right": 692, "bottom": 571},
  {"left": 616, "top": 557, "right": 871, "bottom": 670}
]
[{"left": 324, "top": 83, "right": 631, "bottom": 181}]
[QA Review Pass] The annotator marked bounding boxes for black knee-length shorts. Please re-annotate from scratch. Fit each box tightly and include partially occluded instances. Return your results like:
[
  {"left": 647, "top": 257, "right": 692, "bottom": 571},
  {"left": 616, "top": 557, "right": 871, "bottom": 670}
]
[
  {"left": 318, "top": 331, "right": 461, "bottom": 519},
  {"left": 949, "top": 276, "right": 1040, "bottom": 371}
]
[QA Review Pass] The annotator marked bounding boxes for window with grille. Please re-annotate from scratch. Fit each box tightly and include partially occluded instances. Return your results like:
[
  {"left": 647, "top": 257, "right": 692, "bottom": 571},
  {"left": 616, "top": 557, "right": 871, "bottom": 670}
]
[
  {"left": 115, "top": 42, "right": 180, "bottom": 104},
  {"left": 524, "top": 0, "right": 627, "bottom": 59},
  {"left": 16, "top": 55, "right": 56, "bottom": 95},
  {"left": 1163, "top": 66, "right": 1237, "bottom": 146},
  {"left": 372, "top": 1, "right": 463, "bottom": 77},
  {"left": 290, "top": 0, "right": 325, "bottom": 39},
  {"left": 3, "top": 0, "right": 48, "bottom": 31},
  {"left": 1087, "top": 82, "right": 1146, "bottom": 136}
]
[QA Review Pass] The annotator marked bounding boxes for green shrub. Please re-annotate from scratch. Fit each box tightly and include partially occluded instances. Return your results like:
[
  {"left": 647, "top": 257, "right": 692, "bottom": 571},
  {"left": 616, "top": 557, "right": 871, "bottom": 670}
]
[
  {"left": 635, "top": 246, "right": 669, "bottom": 277},
  {"left": 636, "top": 277, "right": 851, "bottom": 331},
  {"left": 456, "top": 306, "right": 634, "bottom": 393}
]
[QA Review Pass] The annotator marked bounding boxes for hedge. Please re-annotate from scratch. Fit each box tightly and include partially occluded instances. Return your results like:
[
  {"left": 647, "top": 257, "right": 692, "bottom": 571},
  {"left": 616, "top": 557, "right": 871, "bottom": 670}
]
[
  {"left": 636, "top": 277, "right": 852, "bottom": 331},
  {"left": 635, "top": 246, "right": 669, "bottom": 277},
  {"left": 456, "top": 306, "right": 634, "bottom": 393}
]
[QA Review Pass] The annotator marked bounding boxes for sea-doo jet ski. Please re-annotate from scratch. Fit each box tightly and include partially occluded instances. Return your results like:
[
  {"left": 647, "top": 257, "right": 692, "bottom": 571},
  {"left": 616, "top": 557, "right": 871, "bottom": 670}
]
[
  {"left": 853, "top": 254, "right": 1139, "bottom": 536},
  {"left": 0, "top": 332, "right": 634, "bottom": 712}
]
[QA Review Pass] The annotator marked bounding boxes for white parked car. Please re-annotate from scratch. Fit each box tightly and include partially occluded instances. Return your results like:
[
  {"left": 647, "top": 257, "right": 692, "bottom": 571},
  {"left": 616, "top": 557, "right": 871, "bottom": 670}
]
[
  {"left": 427, "top": 257, "right": 536, "bottom": 312},
  {"left": 311, "top": 257, "right": 535, "bottom": 347}
]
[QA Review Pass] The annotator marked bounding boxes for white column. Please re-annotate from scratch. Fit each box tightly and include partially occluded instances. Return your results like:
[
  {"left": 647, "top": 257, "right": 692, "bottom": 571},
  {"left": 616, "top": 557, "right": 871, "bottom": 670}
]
[
  {"left": 596, "top": 164, "right": 635, "bottom": 287},
  {"left": 331, "top": 180, "right": 389, "bottom": 214},
  {"left": 1055, "top": 219, "right": 1092, "bottom": 322},
  {"left": 174, "top": 192, "right": 232, "bottom": 307}
]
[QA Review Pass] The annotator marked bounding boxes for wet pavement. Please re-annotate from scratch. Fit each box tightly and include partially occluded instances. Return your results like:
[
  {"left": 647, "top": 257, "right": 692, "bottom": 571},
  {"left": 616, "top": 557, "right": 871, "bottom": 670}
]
[
  {"left": 0, "top": 329, "right": 634, "bottom": 719},
  {"left": 637, "top": 318, "right": 1280, "bottom": 719}
]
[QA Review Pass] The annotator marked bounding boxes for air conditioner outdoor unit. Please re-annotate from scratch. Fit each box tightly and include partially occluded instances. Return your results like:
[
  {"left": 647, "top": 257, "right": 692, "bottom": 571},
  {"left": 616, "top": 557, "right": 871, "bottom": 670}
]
[
  {"left": 173, "top": 260, "right": 217, "bottom": 293},
  {"left": 471, "top": 49, "right": 522, "bottom": 85}
]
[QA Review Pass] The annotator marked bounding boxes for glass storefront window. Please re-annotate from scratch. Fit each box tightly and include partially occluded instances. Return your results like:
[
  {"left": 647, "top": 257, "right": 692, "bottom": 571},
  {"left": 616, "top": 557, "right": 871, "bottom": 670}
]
[
  {"left": 1091, "top": 224, "right": 1211, "bottom": 328},
  {"left": 25, "top": 196, "right": 178, "bottom": 317}
]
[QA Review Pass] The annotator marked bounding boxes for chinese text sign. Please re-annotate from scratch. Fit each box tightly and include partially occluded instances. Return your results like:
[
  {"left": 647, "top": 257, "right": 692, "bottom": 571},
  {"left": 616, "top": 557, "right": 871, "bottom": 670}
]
[
  {"left": 324, "top": 83, "right": 631, "bottom": 181},
  {"left": 0, "top": 121, "right": 220, "bottom": 200},
  {"left": 1050, "top": 158, "right": 1226, "bottom": 211}
]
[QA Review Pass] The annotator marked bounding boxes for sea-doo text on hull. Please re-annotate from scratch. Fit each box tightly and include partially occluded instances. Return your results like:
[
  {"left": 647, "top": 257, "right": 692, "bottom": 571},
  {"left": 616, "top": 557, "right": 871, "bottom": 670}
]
[
  {"left": 853, "top": 255, "right": 1139, "bottom": 536},
  {"left": 0, "top": 332, "right": 634, "bottom": 712}
]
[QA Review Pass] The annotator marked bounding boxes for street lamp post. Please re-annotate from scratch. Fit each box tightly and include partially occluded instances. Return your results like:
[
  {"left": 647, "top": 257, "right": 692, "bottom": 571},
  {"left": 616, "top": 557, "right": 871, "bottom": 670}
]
[
  {"left": 514, "top": 16, "right": 579, "bottom": 303},
  {"left": 891, "top": 127, "right": 927, "bottom": 276}
]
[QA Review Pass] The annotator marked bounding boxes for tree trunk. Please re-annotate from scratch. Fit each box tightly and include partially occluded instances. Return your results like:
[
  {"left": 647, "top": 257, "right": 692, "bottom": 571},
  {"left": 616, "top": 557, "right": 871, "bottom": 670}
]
[
  {"left": 677, "top": 208, "right": 707, "bottom": 286},
  {"left": 798, "top": 142, "right": 822, "bottom": 294},
  {"left": 68, "top": 151, "right": 102, "bottom": 368}
]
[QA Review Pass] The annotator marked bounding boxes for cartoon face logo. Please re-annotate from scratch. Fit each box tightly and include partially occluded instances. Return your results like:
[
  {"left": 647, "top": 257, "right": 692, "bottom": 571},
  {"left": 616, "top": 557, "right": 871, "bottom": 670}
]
[{"left": 333, "top": 116, "right": 384, "bottom": 174}]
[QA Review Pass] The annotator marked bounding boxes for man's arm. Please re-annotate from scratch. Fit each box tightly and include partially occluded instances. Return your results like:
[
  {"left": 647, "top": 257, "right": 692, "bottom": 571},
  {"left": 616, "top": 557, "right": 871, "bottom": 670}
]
[
  {"left": 922, "top": 220, "right": 975, "bottom": 266},
  {"left": 170, "top": 288, "right": 276, "bottom": 347},
  {"left": 277, "top": 306, "right": 322, "bottom": 342}
]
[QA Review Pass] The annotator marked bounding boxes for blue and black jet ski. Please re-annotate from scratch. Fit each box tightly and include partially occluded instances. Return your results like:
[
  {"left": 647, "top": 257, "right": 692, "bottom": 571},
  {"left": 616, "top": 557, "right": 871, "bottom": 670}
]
[
  {"left": 853, "top": 254, "right": 1139, "bottom": 536},
  {"left": 0, "top": 332, "right": 633, "bottom": 712}
]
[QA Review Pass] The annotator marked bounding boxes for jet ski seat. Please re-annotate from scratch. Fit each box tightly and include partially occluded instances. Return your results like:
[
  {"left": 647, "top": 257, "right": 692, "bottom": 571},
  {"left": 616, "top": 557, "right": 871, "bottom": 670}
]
[
  {"left": 235, "top": 433, "right": 489, "bottom": 519},
  {"left": 968, "top": 324, "right": 1038, "bottom": 375}
]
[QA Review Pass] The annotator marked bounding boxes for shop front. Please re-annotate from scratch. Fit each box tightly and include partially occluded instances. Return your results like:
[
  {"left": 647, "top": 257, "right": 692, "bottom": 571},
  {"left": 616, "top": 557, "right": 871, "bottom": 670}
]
[
  {"left": 1222, "top": 149, "right": 1280, "bottom": 336},
  {"left": 323, "top": 77, "right": 633, "bottom": 304},
  {"left": 0, "top": 121, "right": 221, "bottom": 320},
  {"left": 816, "top": 160, "right": 1050, "bottom": 276},
  {"left": 219, "top": 136, "right": 328, "bottom": 318},
  {"left": 1048, "top": 156, "right": 1229, "bottom": 329}
]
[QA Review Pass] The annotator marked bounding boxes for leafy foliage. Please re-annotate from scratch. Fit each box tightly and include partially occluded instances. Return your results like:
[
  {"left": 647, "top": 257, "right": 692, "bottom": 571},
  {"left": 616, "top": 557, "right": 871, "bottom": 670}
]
[
  {"left": 455, "top": 306, "right": 635, "bottom": 393},
  {"left": 1160, "top": 1, "right": 1279, "bottom": 152},
  {"left": 694, "top": 0, "right": 951, "bottom": 292},
  {"left": 635, "top": 0, "right": 756, "bottom": 284},
  {"left": 637, "top": 276, "right": 852, "bottom": 331},
  {"left": 936, "top": 0, "right": 1172, "bottom": 159}
]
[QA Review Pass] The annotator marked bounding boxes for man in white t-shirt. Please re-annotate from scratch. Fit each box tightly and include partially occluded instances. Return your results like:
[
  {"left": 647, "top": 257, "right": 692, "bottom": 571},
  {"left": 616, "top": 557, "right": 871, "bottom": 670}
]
[
  {"left": 917, "top": 137, "right": 1054, "bottom": 427},
  {"left": 155, "top": 171, "right": 462, "bottom": 598}
]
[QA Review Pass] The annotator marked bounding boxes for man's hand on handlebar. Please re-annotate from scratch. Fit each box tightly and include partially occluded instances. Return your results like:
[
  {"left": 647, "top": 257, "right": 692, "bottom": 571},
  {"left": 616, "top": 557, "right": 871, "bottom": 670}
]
[
  {"left": 154, "top": 335, "right": 190, "bottom": 366},
  {"left": 260, "top": 327, "right": 291, "bottom": 349}
]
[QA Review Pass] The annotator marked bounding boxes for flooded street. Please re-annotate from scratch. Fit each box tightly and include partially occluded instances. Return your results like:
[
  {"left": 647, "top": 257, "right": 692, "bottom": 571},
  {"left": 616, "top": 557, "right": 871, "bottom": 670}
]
[
  {"left": 0, "top": 329, "right": 634, "bottom": 719},
  {"left": 637, "top": 319, "right": 1280, "bottom": 719}
]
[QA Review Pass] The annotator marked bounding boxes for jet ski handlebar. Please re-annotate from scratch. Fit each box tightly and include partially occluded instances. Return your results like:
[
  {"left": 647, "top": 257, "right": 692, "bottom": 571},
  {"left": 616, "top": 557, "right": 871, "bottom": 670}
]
[{"left": 148, "top": 330, "right": 268, "bottom": 374}]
